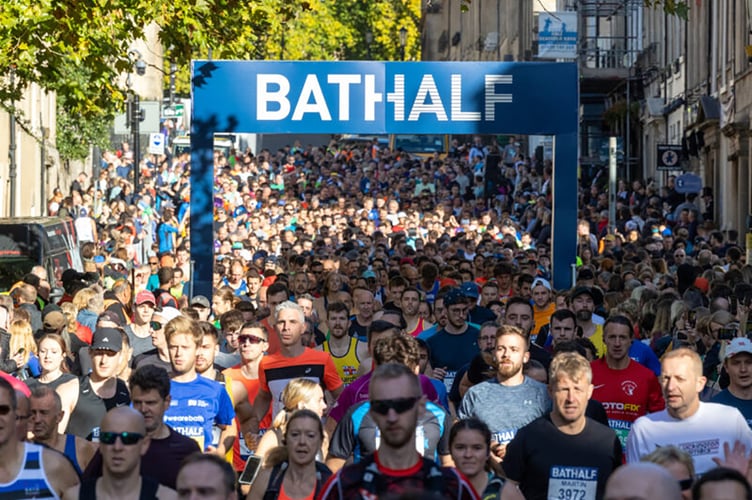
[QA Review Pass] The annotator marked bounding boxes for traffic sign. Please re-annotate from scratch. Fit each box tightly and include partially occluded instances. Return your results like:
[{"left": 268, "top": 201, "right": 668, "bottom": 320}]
[
  {"left": 675, "top": 173, "right": 702, "bottom": 194},
  {"left": 657, "top": 144, "right": 683, "bottom": 171},
  {"left": 148, "top": 133, "right": 165, "bottom": 155},
  {"left": 162, "top": 104, "right": 184, "bottom": 119}
]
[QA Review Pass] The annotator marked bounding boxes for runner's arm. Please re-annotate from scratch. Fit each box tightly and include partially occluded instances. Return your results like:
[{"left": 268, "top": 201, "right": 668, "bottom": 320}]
[
  {"left": 253, "top": 388, "right": 272, "bottom": 424},
  {"left": 500, "top": 480, "right": 525, "bottom": 500}
]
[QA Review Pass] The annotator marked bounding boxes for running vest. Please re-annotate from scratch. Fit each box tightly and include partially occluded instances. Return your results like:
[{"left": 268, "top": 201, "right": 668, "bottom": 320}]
[
  {"left": 407, "top": 317, "right": 427, "bottom": 337},
  {"left": 67, "top": 376, "right": 131, "bottom": 440},
  {"left": 322, "top": 337, "right": 361, "bottom": 386},
  {"left": 63, "top": 434, "right": 82, "bottom": 476},
  {"left": 79, "top": 476, "right": 160, "bottom": 500},
  {"left": 263, "top": 461, "right": 332, "bottom": 500},
  {"left": 0, "top": 442, "right": 57, "bottom": 499}
]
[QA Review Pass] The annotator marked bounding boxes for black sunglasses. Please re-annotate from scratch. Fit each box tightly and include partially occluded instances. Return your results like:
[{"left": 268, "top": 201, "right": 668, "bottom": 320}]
[
  {"left": 238, "top": 334, "right": 266, "bottom": 345},
  {"left": 678, "top": 479, "right": 693, "bottom": 491},
  {"left": 100, "top": 431, "right": 144, "bottom": 446},
  {"left": 150, "top": 321, "right": 163, "bottom": 331},
  {"left": 0, "top": 404, "right": 11, "bottom": 415},
  {"left": 370, "top": 397, "right": 420, "bottom": 415}
]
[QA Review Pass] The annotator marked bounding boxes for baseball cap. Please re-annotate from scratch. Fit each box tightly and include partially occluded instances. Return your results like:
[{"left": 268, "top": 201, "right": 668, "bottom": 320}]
[
  {"left": 154, "top": 306, "right": 182, "bottom": 323},
  {"left": 135, "top": 290, "right": 156, "bottom": 306},
  {"left": 570, "top": 286, "right": 594, "bottom": 301},
  {"left": 90, "top": 327, "right": 123, "bottom": 352},
  {"left": 190, "top": 295, "right": 211, "bottom": 309},
  {"left": 460, "top": 282, "right": 479, "bottom": 299},
  {"left": 42, "top": 311, "right": 66, "bottom": 333},
  {"left": 531, "top": 277, "right": 552, "bottom": 291},
  {"left": 577, "top": 268, "right": 595, "bottom": 281},
  {"left": 443, "top": 288, "right": 465, "bottom": 306},
  {"left": 362, "top": 270, "right": 377, "bottom": 280},
  {"left": 725, "top": 337, "right": 752, "bottom": 361}
]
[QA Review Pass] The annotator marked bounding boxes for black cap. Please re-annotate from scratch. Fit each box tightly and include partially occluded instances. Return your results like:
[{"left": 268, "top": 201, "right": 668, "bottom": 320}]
[
  {"left": 444, "top": 288, "right": 466, "bottom": 306},
  {"left": 90, "top": 327, "right": 122, "bottom": 352},
  {"left": 570, "top": 286, "right": 594, "bottom": 301}
]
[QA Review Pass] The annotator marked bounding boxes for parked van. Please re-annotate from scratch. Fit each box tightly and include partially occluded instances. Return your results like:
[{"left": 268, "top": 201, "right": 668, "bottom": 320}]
[{"left": 0, "top": 217, "right": 83, "bottom": 292}]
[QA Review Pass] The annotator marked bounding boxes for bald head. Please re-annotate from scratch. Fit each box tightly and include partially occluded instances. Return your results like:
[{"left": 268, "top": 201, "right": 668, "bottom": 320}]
[
  {"left": 101, "top": 406, "right": 147, "bottom": 435},
  {"left": 605, "top": 463, "right": 682, "bottom": 500}
]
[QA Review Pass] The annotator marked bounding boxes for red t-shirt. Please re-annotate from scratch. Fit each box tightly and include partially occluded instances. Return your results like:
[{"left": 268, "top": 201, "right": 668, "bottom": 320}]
[
  {"left": 591, "top": 358, "right": 665, "bottom": 446},
  {"left": 258, "top": 348, "right": 343, "bottom": 419}
]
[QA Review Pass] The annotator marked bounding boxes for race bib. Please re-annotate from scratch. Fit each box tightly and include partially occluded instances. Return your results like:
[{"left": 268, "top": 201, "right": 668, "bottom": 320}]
[
  {"left": 548, "top": 466, "right": 598, "bottom": 500},
  {"left": 443, "top": 370, "right": 457, "bottom": 393}
]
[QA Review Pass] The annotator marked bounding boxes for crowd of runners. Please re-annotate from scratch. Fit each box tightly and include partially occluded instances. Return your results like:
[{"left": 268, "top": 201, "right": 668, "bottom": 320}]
[{"left": 0, "top": 134, "right": 749, "bottom": 499}]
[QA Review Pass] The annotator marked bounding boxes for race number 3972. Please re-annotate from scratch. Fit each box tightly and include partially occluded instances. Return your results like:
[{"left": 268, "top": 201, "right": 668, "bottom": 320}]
[{"left": 548, "top": 466, "right": 598, "bottom": 500}]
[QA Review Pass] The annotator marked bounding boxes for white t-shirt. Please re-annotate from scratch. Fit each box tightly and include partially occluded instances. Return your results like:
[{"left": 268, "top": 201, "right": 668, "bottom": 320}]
[{"left": 626, "top": 402, "right": 752, "bottom": 475}]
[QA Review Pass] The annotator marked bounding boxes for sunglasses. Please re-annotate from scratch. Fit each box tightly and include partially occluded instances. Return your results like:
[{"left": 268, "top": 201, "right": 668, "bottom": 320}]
[
  {"left": 100, "top": 431, "right": 144, "bottom": 446},
  {"left": 0, "top": 404, "right": 11, "bottom": 415},
  {"left": 678, "top": 479, "right": 693, "bottom": 491},
  {"left": 149, "top": 261, "right": 159, "bottom": 266},
  {"left": 150, "top": 321, "right": 163, "bottom": 331},
  {"left": 238, "top": 334, "right": 266, "bottom": 345},
  {"left": 370, "top": 397, "right": 420, "bottom": 415}
]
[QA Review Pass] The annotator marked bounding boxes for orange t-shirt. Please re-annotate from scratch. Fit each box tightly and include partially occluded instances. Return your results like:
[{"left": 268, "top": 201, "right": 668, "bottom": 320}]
[
  {"left": 261, "top": 317, "right": 281, "bottom": 355},
  {"left": 258, "top": 348, "right": 343, "bottom": 419},
  {"left": 223, "top": 366, "right": 272, "bottom": 471}
]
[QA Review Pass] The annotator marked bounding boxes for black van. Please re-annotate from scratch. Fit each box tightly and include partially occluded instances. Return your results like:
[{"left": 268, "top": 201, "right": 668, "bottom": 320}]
[{"left": 0, "top": 217, "right": 83, "bottom": 292}]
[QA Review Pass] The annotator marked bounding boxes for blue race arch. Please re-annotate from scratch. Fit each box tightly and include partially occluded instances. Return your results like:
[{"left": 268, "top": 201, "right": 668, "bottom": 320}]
[{"left": 191, "top": 61, "right": 579, "bottom": 298}]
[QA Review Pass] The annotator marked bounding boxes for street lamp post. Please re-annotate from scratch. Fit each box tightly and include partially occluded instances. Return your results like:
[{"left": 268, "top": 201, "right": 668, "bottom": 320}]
[
  {"left": 399, "top": 27, "right": 407, "bottom": 61},
  {"left": 127, "top": 49, "right": 145, "bottom": 191},
  {"left": 365, "top": 30, "right": 373, "bottom": 60},
  {"left": 8, "top": 66, "right": 17, "bottom": 217}
]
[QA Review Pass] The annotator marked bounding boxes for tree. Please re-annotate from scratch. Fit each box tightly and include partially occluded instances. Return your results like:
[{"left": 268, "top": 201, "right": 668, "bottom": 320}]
[{"left": 1, "top": 0, "right": 420, "bottom": 160}]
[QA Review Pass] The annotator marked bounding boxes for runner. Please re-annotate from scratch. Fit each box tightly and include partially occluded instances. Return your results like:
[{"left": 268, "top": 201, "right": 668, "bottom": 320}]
[
  {"left": 503, "top": 353, "right": 622, "bottom": 500},
  {"left": 591, "top": 315, "right": 664, "bottom": 447},
  {"left": 319, "top": 363, "right": 479, "bottom": 499},
  {"left": 458, "top": 324, "right": 549, "bottom": 464}
]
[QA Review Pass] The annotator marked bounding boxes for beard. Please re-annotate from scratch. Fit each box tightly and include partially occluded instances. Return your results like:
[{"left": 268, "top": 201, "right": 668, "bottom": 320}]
[
  {"left": 575, "top": 309, "right": 593, "bottom": 322},
  {"left": 497, "top": 359, "right": 522, "bottom": 380},
  {"left": 380, "top": 423, "right": 416, "bottom": 449}
]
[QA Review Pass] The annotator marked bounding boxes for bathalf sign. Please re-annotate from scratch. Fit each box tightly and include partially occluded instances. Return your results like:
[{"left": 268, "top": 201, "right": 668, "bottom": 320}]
[
  {"left": 190, "top": 61, "right": 576, "bottom": 136},
  {"left": 191, "top": 61, "right": 578, "bottom": 297}
]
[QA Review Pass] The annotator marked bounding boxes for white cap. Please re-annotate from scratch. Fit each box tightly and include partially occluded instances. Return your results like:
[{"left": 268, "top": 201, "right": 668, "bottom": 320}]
[
  {"left": 724, "top": 337, "right": 752, "bottom": 361},
  {"left": 155, "top": 306, "right": 182, "bottom": 322}
]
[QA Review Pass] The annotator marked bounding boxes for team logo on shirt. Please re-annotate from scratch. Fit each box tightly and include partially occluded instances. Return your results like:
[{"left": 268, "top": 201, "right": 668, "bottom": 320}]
[{"left": 621, "top": 380, "right": 637, "bottom": 396}]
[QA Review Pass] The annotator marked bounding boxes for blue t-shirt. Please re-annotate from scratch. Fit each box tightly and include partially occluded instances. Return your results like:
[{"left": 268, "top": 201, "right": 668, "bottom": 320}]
[
  {"left": 426, "top": 325, "right": 480, "bottom": 392},
  {"left": 712, "top": 390, "right": 752, "bottom": 429},
  {"left": 629, "top": 340, "right": 661, "bottom": 376},
  {"left": 164, "top": 376, "right": 235, "bottom": 451}
]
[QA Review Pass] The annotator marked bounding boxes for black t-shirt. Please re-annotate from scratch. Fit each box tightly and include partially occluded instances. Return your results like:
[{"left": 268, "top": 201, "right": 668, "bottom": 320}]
[
  {"left": 504, "top": 415, "right": 622, "bottom": 500},
  {"left": 348, "top": 317, "right": 368, "bottom": 340},
  {"left": 82, "top": 426, "right": 200, "bottom": 489}
]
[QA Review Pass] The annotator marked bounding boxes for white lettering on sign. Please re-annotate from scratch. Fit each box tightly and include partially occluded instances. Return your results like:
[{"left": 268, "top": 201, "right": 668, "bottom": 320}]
[
  {"left": 292, "top": 74, "right": 331, "bottom": 121},
  {"left": 451, "top": 74, "right": 481, "bottom": 121},
  {"left": 387, "top": 74, "right": 405, "bottom": 121},
  {"left": 363, "top": 74, "right": 382, "bottom": 121},
  {"left": 327, "top": 74, "right": 361, "bottom": 120},
  {"left": 485, "top": 75, "right": 513, "bottom": 121},
  {"left": 408, "top": 75, "right": 448, "bottom": 121},
  {"left": 255, "top": 73, "right": 513, "bottom": 122}
]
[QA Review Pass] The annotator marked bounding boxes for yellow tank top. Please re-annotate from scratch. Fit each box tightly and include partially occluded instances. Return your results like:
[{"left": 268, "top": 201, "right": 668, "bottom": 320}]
[{"left": 322, "top": 336, "right": 361, "bottom": 386}]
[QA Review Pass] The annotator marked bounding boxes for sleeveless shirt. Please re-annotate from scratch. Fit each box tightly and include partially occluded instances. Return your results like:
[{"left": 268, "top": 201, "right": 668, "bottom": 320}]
[
  {"left": 322, "top": 337, "right": 361, "bottom": 386},
  {"left": 66, "top": 375, "right": 131, "bottom": 440},
  {"left": 79, "top": 476, "right": 160, "bottom": 500},
  {"left": 0, "top": 442, "right": 57, "bottom": 499}
]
